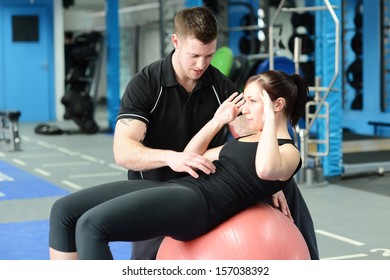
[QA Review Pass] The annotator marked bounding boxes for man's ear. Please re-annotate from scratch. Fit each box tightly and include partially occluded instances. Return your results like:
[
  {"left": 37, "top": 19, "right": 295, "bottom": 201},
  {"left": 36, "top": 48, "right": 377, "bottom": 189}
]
[
  {"left": 274, "top": 97, "right": 286, "bottom": 112},
  {"left": 171, "top": 34, "right": 179, "bottom": 49}
]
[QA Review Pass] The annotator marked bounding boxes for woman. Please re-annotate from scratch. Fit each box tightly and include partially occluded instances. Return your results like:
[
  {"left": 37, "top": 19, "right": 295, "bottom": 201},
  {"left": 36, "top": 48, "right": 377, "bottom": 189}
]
[{"left": 49, "top": 70, "right": 308, "bottom": 260}]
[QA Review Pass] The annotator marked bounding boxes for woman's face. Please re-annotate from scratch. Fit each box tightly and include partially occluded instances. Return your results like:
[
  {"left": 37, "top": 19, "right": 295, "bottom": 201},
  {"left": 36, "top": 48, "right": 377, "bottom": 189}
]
[{"left": 241, "top": 82, "right": 265, "bottom": 131}]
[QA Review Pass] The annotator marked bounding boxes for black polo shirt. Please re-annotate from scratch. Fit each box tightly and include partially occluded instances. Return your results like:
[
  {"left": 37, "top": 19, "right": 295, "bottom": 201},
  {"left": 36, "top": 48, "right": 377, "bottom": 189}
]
[{"left": 117, "top": 50, "right": 238, "bottom": 181}]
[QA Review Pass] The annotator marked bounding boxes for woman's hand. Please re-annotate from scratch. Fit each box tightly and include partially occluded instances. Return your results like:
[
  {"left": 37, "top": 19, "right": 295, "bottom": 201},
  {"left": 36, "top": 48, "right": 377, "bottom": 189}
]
[
  {"left": 184, "top": 92, "right": 244, "bottom": 158},
  {"left": 214, "top": 92, "right": 245, "bottom": 126},
  {"left": 260, "top": 90, "right": 275, "bottom": 122},
  {"left": 271, "top": 191, "right": 293, "bottom": 222}
]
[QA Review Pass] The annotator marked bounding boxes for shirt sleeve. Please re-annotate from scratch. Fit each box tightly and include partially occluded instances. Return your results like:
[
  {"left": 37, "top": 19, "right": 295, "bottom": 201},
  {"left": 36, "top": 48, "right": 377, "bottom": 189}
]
[{"left": 116, "top": 72, "right": 154, "bottom": 124}]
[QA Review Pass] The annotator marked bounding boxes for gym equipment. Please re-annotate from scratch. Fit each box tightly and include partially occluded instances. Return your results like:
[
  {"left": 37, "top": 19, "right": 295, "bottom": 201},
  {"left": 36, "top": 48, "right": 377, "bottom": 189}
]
[
  {"left": 351, "top": 31, "right": 362, "bottom": 55},
  {"left": 239, "top": 13, "right": 258, "bottom": 35},
  {"left": 228, "top": 1, "right": 261, "bottom": 55},
  {"left": 287, "top": 9, "right": 316, "bottom": 86},
  {"left": 291, "top": 12, "right": 315, "bottom": 35},
  {"left": 269, "top": 0, "right": 340, "bottom": 185},
  {"left": 0, "top": 110, "right": 21, "bottom": 151},
  {"left": 239, "top": 35, "right": 262, "bottom": 55},
  {"left": 345, "top": 1, "right": 363, "bottom": 110},
  {"left": 346, "top": 58, "right": 363, "bottom": 110},
  {"left": 288, "top": 33, "right": 315, "bottom": 55},
  {"left": 62, "top": 31, "right": 102, "bottom": 134},
  {"left": 228, "top": 55, "right": 260, "bottom": 90},
  {"left": 256, "top": 56, "right": 297, "bottom": 75},
  {"left": 156, "top": 203, "right": 310, "bottom": 260},
  {"left": 61, "top": 90, "right": 99, "bottom": 134},
  {"left": 346, "top": 58, "right": 363, "bottom": 90},
  {"left": 368, "top": 121, "right": 390, "bottom": 136},
  {"left": 229, "top": 55, "right": 250, "bottom": 85},
  {"left": 382, "top": 0, "right": 390, "bottom": 112},
  {"left": 210, "top": 46, "right": 234, "bottom": 77},
  {"left": 289, "top": 11, "right": 316, "bottom": 56},
  {"left": 34, "top": 124, "right": 63, "bottom": 135},
  {"left": 354, "top": 1, "right": 363, "bottom": 29}
]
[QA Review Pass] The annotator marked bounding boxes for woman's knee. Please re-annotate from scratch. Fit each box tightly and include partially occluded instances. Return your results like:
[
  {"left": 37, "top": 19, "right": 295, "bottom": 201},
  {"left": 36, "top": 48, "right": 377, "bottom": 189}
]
[
  {"left": 50, "top": 196, "right": 74, "bottom": 224},
  {"left": 49, "top": 197, "right": 79, "bottom": 251},
  {"left": 75, "top": 211, "right": 107, "bottom": 243}
]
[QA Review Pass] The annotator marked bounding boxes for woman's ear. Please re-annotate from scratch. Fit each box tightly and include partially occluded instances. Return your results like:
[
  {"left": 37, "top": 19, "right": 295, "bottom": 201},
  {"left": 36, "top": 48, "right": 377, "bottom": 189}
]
[{"left": 274, "top": 97, "right": 286, "bottom": 112}]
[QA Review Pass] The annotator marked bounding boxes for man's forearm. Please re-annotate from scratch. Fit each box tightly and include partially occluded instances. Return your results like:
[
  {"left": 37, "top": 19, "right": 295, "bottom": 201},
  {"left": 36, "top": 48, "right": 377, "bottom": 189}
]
[
  {"left": 114, "top": 140, "right": 174, "bottom": 171},
  {"left": 228, "top": 115, "right": 255, "bottom": 138}
]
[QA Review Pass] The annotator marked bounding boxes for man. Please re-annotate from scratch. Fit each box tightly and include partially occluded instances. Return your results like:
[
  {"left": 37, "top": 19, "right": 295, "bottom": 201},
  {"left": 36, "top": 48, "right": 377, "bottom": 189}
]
[{"left": 113, "top": 6, "right": 318, "bottom": 260}]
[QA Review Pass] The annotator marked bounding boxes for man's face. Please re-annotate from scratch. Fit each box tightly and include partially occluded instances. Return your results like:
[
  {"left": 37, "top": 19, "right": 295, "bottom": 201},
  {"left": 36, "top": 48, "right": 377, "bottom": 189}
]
[{"left": 173, "top": 34, "right": 217, "bottom": 81}]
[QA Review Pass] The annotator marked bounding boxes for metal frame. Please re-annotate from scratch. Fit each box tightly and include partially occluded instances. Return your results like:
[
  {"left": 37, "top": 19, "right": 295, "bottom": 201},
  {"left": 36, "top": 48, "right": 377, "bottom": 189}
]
[
  {"left": 268, "top": 0, "right": 340, "bottom": 186},
  {"left": 0, "top": 111, "right": 21, "bottom": 152}
]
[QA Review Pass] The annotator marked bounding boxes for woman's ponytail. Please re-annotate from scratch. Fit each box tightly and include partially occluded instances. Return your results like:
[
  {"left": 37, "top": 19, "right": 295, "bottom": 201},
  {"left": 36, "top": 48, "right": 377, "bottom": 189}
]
[{"left": 290, "top": 74, "right": 308, "bottom": 127}]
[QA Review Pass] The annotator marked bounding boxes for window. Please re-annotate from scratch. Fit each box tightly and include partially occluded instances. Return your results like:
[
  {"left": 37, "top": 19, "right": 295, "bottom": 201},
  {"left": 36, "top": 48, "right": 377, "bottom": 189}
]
[{"left": 12, "top": 15, "right": 39, "bottom": 42}]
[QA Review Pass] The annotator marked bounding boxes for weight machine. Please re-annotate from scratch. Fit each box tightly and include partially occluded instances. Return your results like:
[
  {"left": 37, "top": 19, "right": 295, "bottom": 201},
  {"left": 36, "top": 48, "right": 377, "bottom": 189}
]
[{"left": 268, "top": 0, "right": 340, "bottom": 186}]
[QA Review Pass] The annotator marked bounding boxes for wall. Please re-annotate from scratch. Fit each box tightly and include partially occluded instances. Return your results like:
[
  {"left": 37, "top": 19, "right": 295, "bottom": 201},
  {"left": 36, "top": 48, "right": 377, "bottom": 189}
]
[
  {"left": 342, "top": 0, "right": 390, "bottom": 136},
  {"left": 54, "top": 0, "right": 65, "bottom": 120},
  {"left": 63, "top": 2, "right": 171, "bottom": 99}
]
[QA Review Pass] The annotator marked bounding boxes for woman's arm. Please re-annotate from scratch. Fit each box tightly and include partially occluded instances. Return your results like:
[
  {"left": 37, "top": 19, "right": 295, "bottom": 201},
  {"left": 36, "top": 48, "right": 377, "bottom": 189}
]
[{"left": 255, "top": 91, "right": 300, "bottom": 181}]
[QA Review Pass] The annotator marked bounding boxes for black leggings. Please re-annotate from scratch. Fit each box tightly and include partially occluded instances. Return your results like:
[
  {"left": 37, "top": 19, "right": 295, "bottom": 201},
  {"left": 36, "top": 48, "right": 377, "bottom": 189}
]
[{"left": 49, "top": 180, "right": 211, "bottom": 259}]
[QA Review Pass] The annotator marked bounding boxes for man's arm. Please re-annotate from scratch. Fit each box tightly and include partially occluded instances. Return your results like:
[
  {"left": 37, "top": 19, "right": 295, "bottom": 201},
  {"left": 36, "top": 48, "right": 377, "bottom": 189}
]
[
  {"left": 228, "top": 114, "right": 256, "bottom": 138},
  {"left": 113, "top": 118, "right": 215, "bottom": 178},
  {"left": 113, "top": 118, "right": 168, "bottom": 171}
]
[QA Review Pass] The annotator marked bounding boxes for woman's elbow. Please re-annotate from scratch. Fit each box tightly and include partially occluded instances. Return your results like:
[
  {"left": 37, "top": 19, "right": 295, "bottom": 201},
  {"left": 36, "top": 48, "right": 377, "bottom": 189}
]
[
  {"left": 256, "top": 167, "right": 277, "bottom": 181},
  {"left": 255, "top": 160, "right": 287, "bottom": 181}
]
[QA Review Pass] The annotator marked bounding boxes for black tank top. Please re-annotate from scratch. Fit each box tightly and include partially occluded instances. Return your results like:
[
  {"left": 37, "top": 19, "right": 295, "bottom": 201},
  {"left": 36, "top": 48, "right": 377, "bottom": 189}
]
[{"left": 172, "top": 139, "right": 301, "bottom": 222}]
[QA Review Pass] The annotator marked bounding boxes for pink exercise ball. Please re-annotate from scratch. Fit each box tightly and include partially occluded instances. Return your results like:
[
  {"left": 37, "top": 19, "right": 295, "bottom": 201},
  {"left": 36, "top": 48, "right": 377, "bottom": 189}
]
[{"left": 156, "top": 203, "right": 310, "bottom": 260}]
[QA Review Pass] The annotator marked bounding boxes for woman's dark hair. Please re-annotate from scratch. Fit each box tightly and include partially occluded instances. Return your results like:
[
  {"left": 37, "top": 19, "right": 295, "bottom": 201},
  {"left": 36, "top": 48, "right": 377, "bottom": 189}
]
[
  {"left": 246, "top": 70, "right": 308, "bottom": 127},
  {"left": 173, "top": 6, "right": 218, "bottom": 44}
]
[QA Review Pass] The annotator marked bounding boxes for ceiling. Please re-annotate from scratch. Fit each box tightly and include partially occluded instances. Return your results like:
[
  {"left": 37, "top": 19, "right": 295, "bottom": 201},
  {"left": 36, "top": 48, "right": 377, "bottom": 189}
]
[
  {"left": 64, "top": 0, "right": 160, "bottom": 11},
  {"left": 62, "top": 0, "right": 185, "bottom": 31}
]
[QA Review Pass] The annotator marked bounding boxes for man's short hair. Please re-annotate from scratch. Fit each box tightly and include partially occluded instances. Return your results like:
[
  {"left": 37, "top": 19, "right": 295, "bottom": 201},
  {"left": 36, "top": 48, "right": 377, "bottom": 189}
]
[{"left": 173, "top": 6, "right": 218, "bottom": 44}]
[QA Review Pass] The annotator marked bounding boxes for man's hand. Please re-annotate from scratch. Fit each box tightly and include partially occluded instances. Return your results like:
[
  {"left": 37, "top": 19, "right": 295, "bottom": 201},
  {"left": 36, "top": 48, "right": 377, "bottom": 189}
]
[
  {"left": 166, "top": 151, "right": 216, "bottom": 178},
  {"left": 271, "top": 190, "right": 293, "bottom": 222}
]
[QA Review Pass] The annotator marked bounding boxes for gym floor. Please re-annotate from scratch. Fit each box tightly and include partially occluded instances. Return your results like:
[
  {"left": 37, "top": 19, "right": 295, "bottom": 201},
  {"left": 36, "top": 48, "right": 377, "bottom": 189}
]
[{"left": 1, "top": 107, "right": 389, "bottom": 260}]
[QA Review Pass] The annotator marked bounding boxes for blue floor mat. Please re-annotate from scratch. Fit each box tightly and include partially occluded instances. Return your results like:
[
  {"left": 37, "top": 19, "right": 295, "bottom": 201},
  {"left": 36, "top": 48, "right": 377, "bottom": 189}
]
[
  {"left": 0, "top": 159, "right": 132, "bottom": 260},
  {"left": 0, "top": 220, "right": 132, "bottom": 260},
  {"left": 0, "top": 160, "right": 69, "bottom": 200}
]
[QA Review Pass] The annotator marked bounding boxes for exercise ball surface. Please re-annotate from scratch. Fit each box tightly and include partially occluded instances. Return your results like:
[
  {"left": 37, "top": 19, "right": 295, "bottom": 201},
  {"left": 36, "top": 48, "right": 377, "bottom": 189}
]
[{"left": 156, "top": 204, "right": 310, "bottom": 260}]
